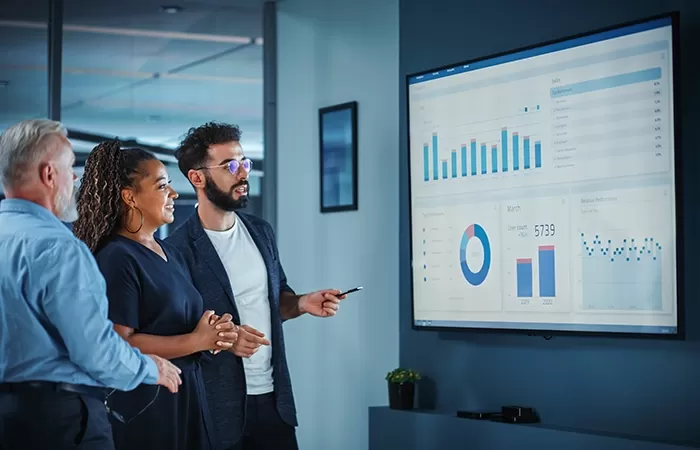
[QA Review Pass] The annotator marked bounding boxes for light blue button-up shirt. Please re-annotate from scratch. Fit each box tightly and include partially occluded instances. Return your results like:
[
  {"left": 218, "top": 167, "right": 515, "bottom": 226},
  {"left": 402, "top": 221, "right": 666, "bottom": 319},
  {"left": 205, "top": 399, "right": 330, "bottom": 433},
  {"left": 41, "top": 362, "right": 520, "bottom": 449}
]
[{"left": 0, "top": 198, "right": 158, "bottom": 389}]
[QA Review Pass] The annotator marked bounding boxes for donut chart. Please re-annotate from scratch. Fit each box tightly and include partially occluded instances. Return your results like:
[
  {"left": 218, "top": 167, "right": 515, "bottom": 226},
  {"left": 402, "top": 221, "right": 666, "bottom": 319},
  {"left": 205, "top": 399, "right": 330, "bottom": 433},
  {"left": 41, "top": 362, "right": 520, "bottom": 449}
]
[{"left": 459, "top": 224, "right": 491, "bottom": 286}]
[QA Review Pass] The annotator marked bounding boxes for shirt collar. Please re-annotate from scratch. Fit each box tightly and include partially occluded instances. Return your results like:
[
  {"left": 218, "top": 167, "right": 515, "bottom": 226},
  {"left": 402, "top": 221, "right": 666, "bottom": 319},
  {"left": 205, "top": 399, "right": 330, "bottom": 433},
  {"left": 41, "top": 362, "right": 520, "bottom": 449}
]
[{"left": 0, "top": 198, "right": 68, "bottom": 228}]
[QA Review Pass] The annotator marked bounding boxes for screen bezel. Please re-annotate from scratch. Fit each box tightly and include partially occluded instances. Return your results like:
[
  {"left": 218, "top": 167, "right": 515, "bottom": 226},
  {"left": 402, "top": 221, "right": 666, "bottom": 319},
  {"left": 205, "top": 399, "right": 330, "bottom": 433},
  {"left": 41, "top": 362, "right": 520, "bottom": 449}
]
[{"left": 405, "top": 11, "right": 684, "bottom": 340}]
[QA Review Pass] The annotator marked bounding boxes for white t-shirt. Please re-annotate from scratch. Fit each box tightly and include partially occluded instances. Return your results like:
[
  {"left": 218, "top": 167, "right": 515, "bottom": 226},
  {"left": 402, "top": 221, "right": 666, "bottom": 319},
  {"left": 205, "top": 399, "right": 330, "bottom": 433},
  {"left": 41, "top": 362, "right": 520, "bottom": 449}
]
[{"left": 204, "top": 214, "right": 273, "bottom": 395}]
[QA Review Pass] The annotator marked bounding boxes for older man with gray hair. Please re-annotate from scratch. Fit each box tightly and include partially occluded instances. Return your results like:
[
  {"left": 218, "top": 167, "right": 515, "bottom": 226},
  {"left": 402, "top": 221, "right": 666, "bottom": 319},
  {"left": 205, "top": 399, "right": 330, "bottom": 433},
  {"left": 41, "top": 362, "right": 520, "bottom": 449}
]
[{"left": 0, "top": 119, "right": 183, "bottom": 450}]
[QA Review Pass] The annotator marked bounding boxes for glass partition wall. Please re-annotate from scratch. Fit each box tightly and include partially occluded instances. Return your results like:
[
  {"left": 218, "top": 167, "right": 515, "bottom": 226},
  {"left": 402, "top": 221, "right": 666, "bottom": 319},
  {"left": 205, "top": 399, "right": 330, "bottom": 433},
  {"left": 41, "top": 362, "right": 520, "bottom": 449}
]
[{"left": 0, "top": 0, "right": 274, "bottom": 234}]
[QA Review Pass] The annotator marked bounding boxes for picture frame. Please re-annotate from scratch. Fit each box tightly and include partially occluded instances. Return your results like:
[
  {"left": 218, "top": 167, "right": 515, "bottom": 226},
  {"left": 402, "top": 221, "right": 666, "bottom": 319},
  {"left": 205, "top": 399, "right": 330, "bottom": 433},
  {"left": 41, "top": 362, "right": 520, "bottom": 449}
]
[{"left": 319, "top": 101, "right": 358, "bottom": 213}]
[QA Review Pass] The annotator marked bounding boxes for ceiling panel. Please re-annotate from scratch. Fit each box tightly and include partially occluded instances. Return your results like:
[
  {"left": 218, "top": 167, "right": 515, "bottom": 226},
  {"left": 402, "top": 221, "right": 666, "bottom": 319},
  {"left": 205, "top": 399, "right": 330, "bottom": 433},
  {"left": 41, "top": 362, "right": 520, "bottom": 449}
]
[{"left": 0, "top": 0, "right": 49, "bottom": 21}]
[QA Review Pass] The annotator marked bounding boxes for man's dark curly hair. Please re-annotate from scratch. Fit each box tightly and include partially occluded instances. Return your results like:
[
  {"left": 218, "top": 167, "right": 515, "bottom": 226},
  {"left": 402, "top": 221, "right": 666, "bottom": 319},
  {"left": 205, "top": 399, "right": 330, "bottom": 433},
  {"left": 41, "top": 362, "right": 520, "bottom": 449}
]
[
  {"left": 175, "top": 121, "right": 242, "bottom": 179},
  {"left": 73, "top": 140, "right": 157, "bottom": 253}
]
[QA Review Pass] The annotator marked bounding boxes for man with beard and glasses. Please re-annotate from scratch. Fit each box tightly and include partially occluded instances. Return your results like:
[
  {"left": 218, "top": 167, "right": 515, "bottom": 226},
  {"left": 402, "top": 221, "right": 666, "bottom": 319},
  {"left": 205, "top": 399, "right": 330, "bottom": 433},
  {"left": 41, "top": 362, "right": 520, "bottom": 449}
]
[
  {"left": 166, "top": 122, "right": 347, "bottom": 450},
  {"left": 0, "top": 120, "right": 183, "bottom": 450}
]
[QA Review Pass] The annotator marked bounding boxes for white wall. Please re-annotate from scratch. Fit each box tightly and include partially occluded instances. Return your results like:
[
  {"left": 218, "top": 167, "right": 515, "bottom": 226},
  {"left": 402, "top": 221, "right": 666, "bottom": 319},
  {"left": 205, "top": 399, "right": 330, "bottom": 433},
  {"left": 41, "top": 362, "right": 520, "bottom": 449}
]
[{"left": 276, "top": 0, "right": 400, "bottom": 448}]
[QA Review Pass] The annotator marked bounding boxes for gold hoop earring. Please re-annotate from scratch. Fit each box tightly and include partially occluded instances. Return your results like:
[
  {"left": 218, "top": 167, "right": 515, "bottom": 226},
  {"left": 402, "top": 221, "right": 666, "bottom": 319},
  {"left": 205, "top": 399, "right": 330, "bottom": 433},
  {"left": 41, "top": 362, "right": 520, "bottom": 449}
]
[{"left": 124, "top": 207, "right": 144, "bottom": 234}]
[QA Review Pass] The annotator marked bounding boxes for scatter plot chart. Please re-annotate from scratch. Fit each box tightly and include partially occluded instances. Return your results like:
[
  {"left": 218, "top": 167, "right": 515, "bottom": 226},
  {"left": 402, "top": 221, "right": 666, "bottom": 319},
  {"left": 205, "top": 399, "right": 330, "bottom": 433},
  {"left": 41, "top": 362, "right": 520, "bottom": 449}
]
[{"left": 580, "top": 232, "right": 662, "bottom": 311}]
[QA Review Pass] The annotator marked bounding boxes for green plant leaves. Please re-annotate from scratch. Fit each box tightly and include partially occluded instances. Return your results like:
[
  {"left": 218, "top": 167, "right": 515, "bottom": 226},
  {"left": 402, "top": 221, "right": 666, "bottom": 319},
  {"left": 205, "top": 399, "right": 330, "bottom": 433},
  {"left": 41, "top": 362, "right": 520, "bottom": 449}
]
[{"left": 385, "top": 368, "right": 421, "bottom": 383}]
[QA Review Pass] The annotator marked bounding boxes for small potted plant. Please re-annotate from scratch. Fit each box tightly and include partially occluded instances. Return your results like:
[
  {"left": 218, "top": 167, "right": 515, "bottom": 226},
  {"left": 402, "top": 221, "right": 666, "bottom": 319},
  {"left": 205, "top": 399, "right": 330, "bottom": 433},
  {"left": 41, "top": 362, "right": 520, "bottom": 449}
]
[{"left": 385, "top": 368, "right": 421, "bottom": 410}]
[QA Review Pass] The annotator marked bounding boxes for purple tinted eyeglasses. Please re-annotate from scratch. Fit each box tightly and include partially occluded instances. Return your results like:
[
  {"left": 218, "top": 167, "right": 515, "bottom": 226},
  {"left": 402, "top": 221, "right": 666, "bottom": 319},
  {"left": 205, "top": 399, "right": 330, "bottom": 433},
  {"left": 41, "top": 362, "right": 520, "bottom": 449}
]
[{"left": 198, "top": 158, "right": 253, "bottom": 174}]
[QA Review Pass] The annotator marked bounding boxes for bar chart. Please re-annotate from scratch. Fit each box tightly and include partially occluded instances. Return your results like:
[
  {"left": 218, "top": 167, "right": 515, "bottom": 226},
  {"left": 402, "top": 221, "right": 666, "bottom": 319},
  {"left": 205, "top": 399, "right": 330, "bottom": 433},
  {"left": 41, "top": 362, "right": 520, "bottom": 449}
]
[
  {"left": 499, "top": 196, "right": 571, "bottom": 312},
  {"left": 516, "top": 245, "right": 556, "bottom": 298},
  {"left": 422, "top": 129, "right": 542, "bottom": 182},
  {"left": 579, "top": 232, "right": 663, "bottom": 311},
  {"left": 516, "top": 258, "right": 533, "bottom": 297}
]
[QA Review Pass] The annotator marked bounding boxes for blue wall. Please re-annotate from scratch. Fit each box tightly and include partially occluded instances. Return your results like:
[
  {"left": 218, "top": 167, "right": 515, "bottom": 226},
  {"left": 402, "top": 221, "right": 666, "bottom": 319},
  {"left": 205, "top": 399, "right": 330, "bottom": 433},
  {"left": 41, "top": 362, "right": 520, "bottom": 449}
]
[
  {"left": 277, "top": 0, "right": 400, "bottom": 449},
  {"left": 399, "top": 0, "right": 700, "bottom": 444}
]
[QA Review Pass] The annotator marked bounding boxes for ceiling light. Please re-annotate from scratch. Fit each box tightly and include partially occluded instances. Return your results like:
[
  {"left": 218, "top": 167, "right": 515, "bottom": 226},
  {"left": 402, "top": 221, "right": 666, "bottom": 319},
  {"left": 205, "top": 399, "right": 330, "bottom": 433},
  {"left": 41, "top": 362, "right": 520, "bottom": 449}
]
[{"left": 160, "top": 5, "right": 182, "bottom": 14}]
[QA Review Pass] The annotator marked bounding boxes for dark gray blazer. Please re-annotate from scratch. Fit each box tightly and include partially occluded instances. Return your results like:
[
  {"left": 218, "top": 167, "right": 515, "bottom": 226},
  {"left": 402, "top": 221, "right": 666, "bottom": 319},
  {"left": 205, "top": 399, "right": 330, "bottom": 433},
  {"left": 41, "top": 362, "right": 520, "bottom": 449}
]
[{"left": 166, "top": 211, "right": 297, "bottom": 449}]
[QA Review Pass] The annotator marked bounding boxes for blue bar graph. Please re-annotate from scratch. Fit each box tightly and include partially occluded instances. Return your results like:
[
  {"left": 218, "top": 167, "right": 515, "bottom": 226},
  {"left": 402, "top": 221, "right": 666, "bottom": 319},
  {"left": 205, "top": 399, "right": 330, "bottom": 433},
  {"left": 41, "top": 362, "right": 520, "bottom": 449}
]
[
  {"left": 422, "top": 130, "right": 542, "bottom": 183},
  {"left": 524, "top": 137, "right": 531, "bottom": 169},
  {"left": 423, "top": 144, "right": 429, "bottom": 181},
  {"left": 491, "top": 145, "right": 498, "bottom": 173},
  {"left": 501, "top": 127, "right": 508, "bottom": 172},
  {"left": 516, "top": 258, "right": 533, "bottom": 298},
  {"left": 538, "top": 245, "right": 556, "bottom": 297},
  {"left": 470, "top": 140, "right": 477, "bottom": 176},
  {"left": 432, "top": 133, "right": 438, "bottom": 180}
]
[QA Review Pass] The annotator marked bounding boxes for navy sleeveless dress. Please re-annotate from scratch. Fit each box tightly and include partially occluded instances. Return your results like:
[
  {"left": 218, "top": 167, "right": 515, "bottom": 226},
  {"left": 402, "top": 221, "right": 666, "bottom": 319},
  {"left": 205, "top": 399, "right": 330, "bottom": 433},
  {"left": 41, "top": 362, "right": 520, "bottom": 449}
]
[{"left": 95, "top": 235, "right": 214, "bottom": 450}]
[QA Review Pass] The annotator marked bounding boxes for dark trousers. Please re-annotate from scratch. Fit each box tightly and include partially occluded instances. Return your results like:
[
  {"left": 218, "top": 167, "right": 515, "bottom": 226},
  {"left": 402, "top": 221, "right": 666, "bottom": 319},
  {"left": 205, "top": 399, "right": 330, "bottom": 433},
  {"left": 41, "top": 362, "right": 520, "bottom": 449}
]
[
  {"left": 226, "top": 393, "right": 298, "bottom": 450},
  {"left": 0, "top": 386, "right": 114, "bottom": 450}
]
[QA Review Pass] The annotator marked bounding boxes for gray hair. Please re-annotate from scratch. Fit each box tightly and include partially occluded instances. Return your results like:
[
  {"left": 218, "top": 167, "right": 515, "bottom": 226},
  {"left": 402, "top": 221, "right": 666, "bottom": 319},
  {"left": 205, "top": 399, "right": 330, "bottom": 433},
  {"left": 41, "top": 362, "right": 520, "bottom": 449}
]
[{"left": 0, "top": 119, "right": 68, "bottom": 188}]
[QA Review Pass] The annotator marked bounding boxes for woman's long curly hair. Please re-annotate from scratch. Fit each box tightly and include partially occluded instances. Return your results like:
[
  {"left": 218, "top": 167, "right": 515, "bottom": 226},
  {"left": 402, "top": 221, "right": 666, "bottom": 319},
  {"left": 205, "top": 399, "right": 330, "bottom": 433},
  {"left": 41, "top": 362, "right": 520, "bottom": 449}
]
[{"left": 73, "top": 140, "right": 157, "bottom": 253}]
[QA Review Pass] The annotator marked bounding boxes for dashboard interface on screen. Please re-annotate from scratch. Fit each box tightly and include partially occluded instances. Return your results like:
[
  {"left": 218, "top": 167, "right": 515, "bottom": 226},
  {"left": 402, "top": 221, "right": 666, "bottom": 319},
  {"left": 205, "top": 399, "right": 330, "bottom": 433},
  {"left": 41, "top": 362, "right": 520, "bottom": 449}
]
[{"left": 407, "top": 16, "right": 679, "bottom": 335}]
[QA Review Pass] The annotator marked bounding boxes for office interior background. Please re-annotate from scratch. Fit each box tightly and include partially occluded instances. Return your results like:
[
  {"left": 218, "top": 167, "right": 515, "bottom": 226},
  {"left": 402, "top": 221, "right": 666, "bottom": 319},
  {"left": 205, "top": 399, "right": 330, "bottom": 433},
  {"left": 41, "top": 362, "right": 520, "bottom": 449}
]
[
  {"left": 0, "top": 0, "right": 268, "bottom": 228},
  {"left": 1, "top": 0, "right": 699, "bottom": 449}
]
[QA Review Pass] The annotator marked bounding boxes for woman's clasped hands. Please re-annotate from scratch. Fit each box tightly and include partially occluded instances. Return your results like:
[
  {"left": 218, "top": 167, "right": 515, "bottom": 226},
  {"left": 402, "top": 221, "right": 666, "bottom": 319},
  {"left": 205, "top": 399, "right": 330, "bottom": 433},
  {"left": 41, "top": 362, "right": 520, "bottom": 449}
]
[
  {"left": 191, "top": 310, "right": 238, "bottom": 353},
  {"left": 208, "top": 312, "right": 271, "bottom": 358}
]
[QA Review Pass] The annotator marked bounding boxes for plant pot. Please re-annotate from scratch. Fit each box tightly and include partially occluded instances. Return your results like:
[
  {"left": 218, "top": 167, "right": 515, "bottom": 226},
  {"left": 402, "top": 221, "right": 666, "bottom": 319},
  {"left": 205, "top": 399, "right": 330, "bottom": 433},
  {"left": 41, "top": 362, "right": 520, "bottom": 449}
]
[{"left": 388, "top": 381, "right": 415, "bottom": 410}]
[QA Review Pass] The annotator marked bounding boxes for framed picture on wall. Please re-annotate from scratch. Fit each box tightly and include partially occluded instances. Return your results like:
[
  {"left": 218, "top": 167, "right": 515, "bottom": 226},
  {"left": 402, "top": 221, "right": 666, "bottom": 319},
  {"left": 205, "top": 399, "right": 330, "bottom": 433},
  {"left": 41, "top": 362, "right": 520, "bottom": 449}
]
[{"left": 319, "top": 101, "right": 358, "bottom": 213}]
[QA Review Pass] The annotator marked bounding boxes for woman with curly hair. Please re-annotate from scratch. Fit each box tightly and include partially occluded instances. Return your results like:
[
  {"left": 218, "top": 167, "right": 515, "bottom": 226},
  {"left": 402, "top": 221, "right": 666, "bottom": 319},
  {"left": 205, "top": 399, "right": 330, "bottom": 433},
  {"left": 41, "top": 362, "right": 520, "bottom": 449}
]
[{"left": 73, "top": 140, "right": 238, "bottom": 450}]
